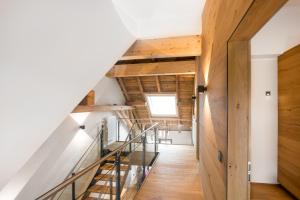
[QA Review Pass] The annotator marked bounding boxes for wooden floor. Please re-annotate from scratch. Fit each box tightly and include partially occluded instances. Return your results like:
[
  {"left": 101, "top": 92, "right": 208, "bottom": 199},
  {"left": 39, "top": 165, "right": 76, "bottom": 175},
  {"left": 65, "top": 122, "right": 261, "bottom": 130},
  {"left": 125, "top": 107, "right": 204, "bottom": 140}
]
[
  {"left": 251, "top": 183, "right": 296, "bottom": 200},
  {"left": 135, "top": 144, "right": 203, "bottom": 200}
]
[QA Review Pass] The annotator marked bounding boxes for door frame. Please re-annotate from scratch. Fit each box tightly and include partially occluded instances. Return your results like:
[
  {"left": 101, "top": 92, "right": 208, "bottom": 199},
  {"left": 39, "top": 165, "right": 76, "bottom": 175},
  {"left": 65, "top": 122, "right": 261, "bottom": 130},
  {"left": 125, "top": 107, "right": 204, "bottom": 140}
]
[{"left": 227, "top": 0, "right": 288, "bottom": 199}]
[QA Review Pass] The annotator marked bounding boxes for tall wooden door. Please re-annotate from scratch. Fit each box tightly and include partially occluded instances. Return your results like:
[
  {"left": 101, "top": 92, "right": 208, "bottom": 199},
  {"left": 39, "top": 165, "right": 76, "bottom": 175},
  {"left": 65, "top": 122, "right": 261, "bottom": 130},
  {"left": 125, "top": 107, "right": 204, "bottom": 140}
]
[{"left": 278, "top": 44, "right": 300, "bottom": 199}]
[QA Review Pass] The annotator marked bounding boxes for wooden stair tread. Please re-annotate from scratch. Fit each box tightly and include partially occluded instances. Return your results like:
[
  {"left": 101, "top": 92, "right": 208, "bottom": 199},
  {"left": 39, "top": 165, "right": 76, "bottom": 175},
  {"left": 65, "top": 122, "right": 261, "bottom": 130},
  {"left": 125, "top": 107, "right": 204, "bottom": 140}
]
[
  {"left": 84, "top": 198, "right": 98, "bottom": 200},
  {"left": 94, "top": 174, "right": 124, "bottom": 181},
  {"left": 106, "top": 156, "right": 129, "bottom": 163},
  {"left": 88, "top": 185, "right": 116, "bottom": 194},
  {"left": 100, "top": 163, "right": 129, "bottom": 171}
]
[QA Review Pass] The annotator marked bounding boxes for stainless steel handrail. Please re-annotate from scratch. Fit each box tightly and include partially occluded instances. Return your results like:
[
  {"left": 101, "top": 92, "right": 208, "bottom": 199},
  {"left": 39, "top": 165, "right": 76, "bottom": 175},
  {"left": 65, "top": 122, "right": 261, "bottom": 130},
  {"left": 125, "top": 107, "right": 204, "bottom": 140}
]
[
  {"left": 36, "top": 122, "right": 159, "bottom": 200},
  {"left": 53, "top": 124, "right": 103, "bottom": 200}
]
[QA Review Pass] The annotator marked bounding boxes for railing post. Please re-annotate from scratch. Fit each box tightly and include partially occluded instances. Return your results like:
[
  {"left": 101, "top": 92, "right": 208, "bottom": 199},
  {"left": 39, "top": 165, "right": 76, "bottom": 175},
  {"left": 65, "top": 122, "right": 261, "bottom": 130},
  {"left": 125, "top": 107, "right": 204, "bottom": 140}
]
[
  {"left": 71, "top": 173, "right": 75, "bottom": 200},
  {"left": 117, "top": 120, "right": 120, "bottom": 142},
  {"left": 129, "top": 133, "right": 132, "bottom": 153},
  {"left": 109, "top": 177, "right": 113, "bottom": 200},
  {"left": 115, "top": 153, "right": 121, "bottom": 200},
  {"left": 154, "top": 128, "right": 158, "bottom": 154},
  {"left": 100, "top": 125, "right": 104, "bottom": 157},
  {"left": 142, "top": 135, "right": 146, "bottom": 181}
]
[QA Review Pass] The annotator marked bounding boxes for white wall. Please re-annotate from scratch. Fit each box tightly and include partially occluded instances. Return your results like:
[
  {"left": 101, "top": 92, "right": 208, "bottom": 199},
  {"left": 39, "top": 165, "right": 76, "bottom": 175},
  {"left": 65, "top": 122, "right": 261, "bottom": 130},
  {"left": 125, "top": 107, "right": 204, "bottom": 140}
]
[
  {"left": 250, "top": 0, "right": 300, "bottom": 184},
  {"left": 0, "top": 75, "right": 126, "bottom": 199},
  {"left": 158, "top": 130, "right": 192, "bottom": 145},
  {"left": 0, "top": 0, "right": 135, "bottom": 192},
  {"left": 250, "top": 57, "right": 278, "bottom": 183},
  {"left": 168, "top": 131, "right": 192, "bottom": 145},
  {"left": 251, "top": 0, "right": 300, "bottom": 56}
]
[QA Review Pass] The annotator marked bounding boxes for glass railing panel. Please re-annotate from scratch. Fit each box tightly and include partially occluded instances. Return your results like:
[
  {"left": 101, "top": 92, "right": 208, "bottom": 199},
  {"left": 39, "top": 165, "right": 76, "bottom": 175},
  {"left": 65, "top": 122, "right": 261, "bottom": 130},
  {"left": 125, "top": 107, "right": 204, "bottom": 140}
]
[{"left": 119, "top": 127, "right": 159, "bottom": 200}]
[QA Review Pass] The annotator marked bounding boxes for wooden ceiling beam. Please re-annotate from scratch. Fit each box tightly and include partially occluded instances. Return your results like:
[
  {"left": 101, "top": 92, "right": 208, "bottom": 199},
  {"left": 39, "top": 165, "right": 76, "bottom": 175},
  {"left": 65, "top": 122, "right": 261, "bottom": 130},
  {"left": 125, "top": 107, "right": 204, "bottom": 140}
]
[
  {"left": 176, "top": 75, "right": 181, "bottom": 124},
  {"left": 136, "top": 77, "right": 153, "bottom": 124},
  {"left": 115, "top": 111, "right": 134, "bottom": 130},
  {"left": 156, "top": 76, "right": 161, "bottom": 92},
  {"left": 127, "top": 100, "right": 147, "bottom": 107},
  {"left": 106, "top": 60, "right": 195, "bottom": 78},
  {"left": 117, "top": 78, "right": 130, "bottom": 101},
  {"left": 127, "top": 100, "right": 192, "bottom": 107},
  {"left": 73, "top": 105, "right": 135, "bottom": 113},
  {"left": 121, "top": 35, "right": 201, "bottom": 60},
  {"left": 136, "top": 77, "right": 144, "bottom": 94},
  {"left": 131, "top": 118, "right": 191, "bottom": 122},
  {"left": 79, "top": 90, "right": 95, "bottom": 106}
]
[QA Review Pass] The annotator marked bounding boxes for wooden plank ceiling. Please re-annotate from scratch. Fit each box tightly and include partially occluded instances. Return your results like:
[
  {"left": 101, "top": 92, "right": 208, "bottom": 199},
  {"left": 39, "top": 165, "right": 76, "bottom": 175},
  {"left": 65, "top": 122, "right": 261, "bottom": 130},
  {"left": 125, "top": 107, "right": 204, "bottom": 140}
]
[
  {"left": 107, "top": 36, "right": 200, "bottom": 131},
  {"left": 108, "top": 59, "right": 195, "bottom": 131}
]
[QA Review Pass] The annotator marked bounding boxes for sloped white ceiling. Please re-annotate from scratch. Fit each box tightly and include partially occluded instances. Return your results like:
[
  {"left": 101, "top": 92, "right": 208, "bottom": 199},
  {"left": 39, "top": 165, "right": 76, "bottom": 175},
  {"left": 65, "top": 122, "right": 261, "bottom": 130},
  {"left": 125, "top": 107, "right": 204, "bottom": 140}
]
[
  {"left": 0, "top": 0, "right": 135, "bottom": 195},
  {"left": 251, "top": 0, "right": 300, "bottom": 55},
  {"left": 112, "top": 0, "right": 206, "bottom": 39}
]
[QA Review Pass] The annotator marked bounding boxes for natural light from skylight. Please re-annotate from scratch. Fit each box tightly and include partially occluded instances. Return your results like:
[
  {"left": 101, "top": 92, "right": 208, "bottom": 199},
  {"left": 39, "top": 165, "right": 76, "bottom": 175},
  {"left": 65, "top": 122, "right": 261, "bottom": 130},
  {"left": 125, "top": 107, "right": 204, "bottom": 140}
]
[{"left": 146, "top": 94, "right": 177, "bottom": 117}]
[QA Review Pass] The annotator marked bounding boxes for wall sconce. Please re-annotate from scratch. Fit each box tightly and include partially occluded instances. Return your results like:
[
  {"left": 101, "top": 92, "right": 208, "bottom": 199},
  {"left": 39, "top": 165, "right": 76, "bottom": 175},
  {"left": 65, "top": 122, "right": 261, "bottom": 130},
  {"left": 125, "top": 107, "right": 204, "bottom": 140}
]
[
  {"left": 265, "top": 91, "right": 271, "bottom": 96},
  {"left": 218, "top": 150, "right": 223, "bottom": 163},
  {"left": 79, "top": 125, "right": 85, "bottom": 130},
  {"left": 198, "top": 85, "right": 207, "bottom": 94}
]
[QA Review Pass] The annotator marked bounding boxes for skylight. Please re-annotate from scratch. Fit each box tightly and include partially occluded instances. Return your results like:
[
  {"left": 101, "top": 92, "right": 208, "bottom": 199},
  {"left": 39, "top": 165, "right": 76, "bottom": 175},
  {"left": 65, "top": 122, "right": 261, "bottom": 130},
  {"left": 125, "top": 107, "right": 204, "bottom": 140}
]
[{"left": 146, "top": 94, "right": 177, "bottom": 117}]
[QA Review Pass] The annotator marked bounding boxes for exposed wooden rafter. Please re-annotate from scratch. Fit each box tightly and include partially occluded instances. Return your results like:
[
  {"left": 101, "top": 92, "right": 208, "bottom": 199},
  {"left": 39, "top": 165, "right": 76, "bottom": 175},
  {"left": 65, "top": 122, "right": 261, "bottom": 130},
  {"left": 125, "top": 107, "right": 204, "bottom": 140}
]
[
  {"left": 115, "top": 110, "right": 134, "bottom": 130},
  {"left": 73, "top": 105, "right": 134, "bottom": 113},
  {"left": 127, "top": 100, "right": 192, "bottom": 107},
  {"left": 136, "top": 77, "right": 144, "bottom": 95},
  {"left": 176, "top": 75, "right": 181, "bottom": 124},
  {"left": 106, "top": 60, "right": 195, "bottom": 78},
  {"left": 155, "top": 76, "right": 161, "bottom": 92},
  {"left": 117, "top": 78, "right": 130, "bottom": 101},
  {"left": 136, "top": 77, "right": 152, "bottom": 124},
  {"left": 79, "top": 90, "right": 95, "bottom": 106}
]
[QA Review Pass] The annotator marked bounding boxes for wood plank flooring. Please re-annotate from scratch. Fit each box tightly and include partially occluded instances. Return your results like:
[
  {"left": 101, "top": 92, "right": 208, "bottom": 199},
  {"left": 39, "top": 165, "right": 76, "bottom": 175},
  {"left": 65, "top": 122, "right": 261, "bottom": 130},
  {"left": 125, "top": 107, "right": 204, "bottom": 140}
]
[
  {"left": 251, "top": 183, "right": 296, "bottom": 200},
  {"left": 135, "top": 144, "right": 204, "bottom": 200}
]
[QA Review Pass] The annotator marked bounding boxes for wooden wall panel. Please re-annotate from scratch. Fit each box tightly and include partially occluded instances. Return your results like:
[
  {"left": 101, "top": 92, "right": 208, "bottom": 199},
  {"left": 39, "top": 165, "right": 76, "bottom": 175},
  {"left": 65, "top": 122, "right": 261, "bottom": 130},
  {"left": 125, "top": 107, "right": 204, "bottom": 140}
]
[
  {"left": 228, "top": 41, "right": 250, "bottom": 200},
  {"left": 227, "top": 1, "right": 287, "bottom": 199},
  {"left": 278, "top": 44, "right": 300, "bottom": 199},
  {"left": 200, "top": 0, "right": 253, "bottom": 199},
  {"left": 201, "top": 0, "right": 288, "bottom": 199}
]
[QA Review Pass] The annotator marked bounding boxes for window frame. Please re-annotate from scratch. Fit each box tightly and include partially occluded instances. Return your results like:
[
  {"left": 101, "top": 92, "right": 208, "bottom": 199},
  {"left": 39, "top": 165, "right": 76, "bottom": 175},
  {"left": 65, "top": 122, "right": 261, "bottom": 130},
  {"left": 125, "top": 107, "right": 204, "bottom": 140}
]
[{"left": 145, "top": 93, "right": 178, "bottom": 118}]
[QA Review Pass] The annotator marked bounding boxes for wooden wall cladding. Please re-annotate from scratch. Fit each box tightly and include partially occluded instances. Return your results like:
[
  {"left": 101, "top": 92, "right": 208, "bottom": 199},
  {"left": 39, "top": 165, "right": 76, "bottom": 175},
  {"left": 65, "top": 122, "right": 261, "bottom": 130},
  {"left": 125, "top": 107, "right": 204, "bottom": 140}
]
[
  {"left": 200, "top": 0, "right": 253, "bottom": 199},
  {"left": 278, "top": 44, "right": 300, "bottom": 199},
  {"left": 227, "top": 1, "right": 287, "bottom": 200},
  {"left": 201, "top": 0, "right": 288, "bottom": 199}
]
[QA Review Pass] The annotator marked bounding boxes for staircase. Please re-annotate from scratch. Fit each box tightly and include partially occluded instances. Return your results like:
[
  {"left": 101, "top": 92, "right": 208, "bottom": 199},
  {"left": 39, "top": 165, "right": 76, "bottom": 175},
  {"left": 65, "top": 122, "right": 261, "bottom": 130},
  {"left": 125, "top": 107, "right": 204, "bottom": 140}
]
[
  {"left": 35, "top": 122, "right": 159, "bottom": 200},
  {"left": 84, "top": 155, "right": 130, "bottom": 200}
]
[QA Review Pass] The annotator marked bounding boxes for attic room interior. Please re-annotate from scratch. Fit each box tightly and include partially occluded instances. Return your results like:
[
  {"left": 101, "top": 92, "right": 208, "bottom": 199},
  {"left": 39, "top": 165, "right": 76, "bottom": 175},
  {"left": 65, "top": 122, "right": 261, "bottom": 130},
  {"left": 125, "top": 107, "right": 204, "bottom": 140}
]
[{"left": 1, "top": 0, "right": 300, "bottom": 200}]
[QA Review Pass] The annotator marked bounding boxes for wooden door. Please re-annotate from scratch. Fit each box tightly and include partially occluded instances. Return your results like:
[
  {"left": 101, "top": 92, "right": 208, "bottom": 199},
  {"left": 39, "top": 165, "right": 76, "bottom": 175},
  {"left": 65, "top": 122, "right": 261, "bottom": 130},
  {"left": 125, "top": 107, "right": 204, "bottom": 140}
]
[{"left": 278, "top": 44, "right": 300, "bottom": 199}]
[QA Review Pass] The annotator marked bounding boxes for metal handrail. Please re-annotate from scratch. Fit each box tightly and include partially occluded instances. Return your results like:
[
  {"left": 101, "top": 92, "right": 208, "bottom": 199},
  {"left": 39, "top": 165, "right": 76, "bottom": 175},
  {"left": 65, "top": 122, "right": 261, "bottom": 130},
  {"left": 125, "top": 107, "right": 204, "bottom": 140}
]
[
  {"left": 52, "top": 124, "right": 103, "bottom": 200},
  {"left": 68, "top": 124, "right": 103, "bottom": 177},
  {"left": 36, "top": 122, "right": 159, "bottom": 200}
]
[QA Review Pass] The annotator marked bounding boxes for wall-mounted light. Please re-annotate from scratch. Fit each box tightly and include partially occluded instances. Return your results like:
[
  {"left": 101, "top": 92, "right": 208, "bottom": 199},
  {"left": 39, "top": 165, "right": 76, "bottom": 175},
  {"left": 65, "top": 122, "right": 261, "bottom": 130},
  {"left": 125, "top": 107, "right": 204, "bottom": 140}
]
[
  {"left": 79, "top": 125, "right": 85, "bottom": 130},
  {"left": 265, "top": 91, "right": 271, "bottom": 96},
  {"left": 218, "top": 150, "right": 223, "bottom": 163},
  {"left": 198, "top": 85, "right": 207, "bottom": 94}
]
